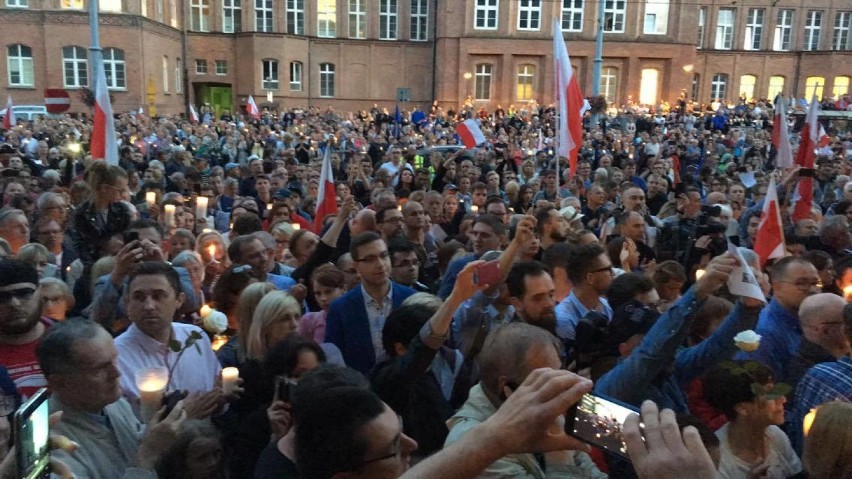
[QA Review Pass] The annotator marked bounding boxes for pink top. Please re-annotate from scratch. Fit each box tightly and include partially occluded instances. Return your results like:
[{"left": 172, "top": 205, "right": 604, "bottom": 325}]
[{"left": 299, "top": 311, "right": 327, "bottom": 344}]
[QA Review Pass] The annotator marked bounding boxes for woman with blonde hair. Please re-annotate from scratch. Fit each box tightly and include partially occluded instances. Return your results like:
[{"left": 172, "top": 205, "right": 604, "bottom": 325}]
[
  {"left": 269, "top": 221, "right": 296, "bottom": 264},
  {"left": 217, "top": 281, "right": 277, "bottom": 368},
  {"left": 17, "top": 243, "right": 55, "bottom": 279},
  {"left": 38, "top": 277, "right": 74, "bottom": 321},
  {"left": 802, "top": 401, "right": 852, "bottom": 479},
  {"left": 245, "top": 291, "right": 301, "bottom": 361}
]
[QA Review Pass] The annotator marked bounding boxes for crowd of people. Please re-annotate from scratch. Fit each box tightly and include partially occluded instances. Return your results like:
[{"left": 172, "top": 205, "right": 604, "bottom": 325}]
[{"left": 0, "top": 94, "right": 851, "bottom": 479}]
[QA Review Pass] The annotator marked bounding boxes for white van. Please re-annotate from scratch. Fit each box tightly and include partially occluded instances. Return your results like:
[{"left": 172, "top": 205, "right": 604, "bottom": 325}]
[{"left": 0, "top": 105, "right": 49, "bottom": 122}]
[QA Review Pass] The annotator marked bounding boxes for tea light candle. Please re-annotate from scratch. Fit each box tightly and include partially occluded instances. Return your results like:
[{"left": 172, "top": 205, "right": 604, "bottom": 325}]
[
  {"left": 135, "top": 367, "right": 168, "bottom": 422},
  {"left": 199, "top": 304, "right": 212, "bottom": 318},
  {"left": 267, "top": 203, "right": 273, "bottom": 211},
  {"left": 145, "top": 192, "right": 157, "bottom": 207},
  {"left": 803, "top": 408, "right": 818, "bottom": 437},
  {"left": 221, "top": 367, "right": 240, "bottom": 395},
  {"left": 195, "top": 196, "right": 208, "bottom": 224},
  {"left": 695, "top": 269, "right": 705, "bottom": 280},
  {"left": 163, "top": 204, "right": 176, "bottom": 228}
]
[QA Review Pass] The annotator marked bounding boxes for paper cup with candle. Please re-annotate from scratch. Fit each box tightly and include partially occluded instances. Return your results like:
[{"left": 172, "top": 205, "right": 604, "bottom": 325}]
[
  {"left": 195, "top": 196, "right": 209, "bottom": 224},
  {"left": 163, "top": 204, "right": 176, "bottom": 228},
  {"left": 145, "top": 192, "right": 157, "bottom": 207},
  {"left": 221, "top": 367, "right": 240, "bottom": 395},
  {"left": 734, "top": 330, "right": 762, "bottom": 352},
  {"left": 135, "top": 366, "right": 168, "bottom": 422}
]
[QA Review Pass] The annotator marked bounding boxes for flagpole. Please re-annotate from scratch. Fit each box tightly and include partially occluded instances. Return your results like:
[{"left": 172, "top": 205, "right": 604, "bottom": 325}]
[{"left": 88, "top": 0, "right": 104, "bottom": 96}]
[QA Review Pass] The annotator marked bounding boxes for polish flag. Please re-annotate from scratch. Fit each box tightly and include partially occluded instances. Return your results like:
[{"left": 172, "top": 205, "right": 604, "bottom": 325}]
[
  {"left": 189, "top": 103, "right": 200, "bottom": 124},
  {"left": 313, "top": 145, "right": 338, "bottom": 232},
  {"left": 2, "top": 96, "right": 13, "bottom": 130},
  {"left": 818, "top": 125, "right": 830, "bottom": 148},
  {"left": 246, "top": 95, "right": 260, "bottom": 120},
  {"left": 456, "top": 119, "right": 486, "bottom": 149},
  {"left": 792, "top": 94, "right": 819, "bottom": 222},
  {"left": 553, "top": 17, "right": 584, "bottom": 176},
  {"left": 754, "top": 177, "right": 786, "bottom": 267},
  {"left": 90, "top": 57, "right": 119, "bottom": 165},
  {"left": 771, "top": 96, "right": 793, "bottom": 169}
]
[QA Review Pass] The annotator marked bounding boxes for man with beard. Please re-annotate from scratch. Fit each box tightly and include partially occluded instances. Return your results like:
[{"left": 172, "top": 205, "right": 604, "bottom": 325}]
[
  {"left": 402, "top": 201, "right": 440, "bottom": 288},
  {"left": 555, "top": 244, "right": 614, "bottom": 346},
  {"left": 505, "top": 262, "right": 558, "bottom": 337},
  {"left": 376, "top": 206, "right": 405, "bottom": 243},
  {"left": 0, "top": 260, "right": 49, "bottom": 398},
  {"left": 535, "top": 206, "right": 570, "bottom": 253},
  {"left": 616, "top": 211, "right": 656, "bottom": 265}
]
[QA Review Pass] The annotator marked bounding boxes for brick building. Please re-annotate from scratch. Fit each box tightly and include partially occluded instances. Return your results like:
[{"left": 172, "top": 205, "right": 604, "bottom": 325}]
[{"left": 0, "top": 0, "right": 849, "bottom": 117}]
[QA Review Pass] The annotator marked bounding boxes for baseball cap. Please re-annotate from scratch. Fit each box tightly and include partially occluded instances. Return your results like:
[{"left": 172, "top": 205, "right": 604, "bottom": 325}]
[
  {"left": 224, "top": 162, "right": 240, "bottom": 172},
  {"left": 247, "top": 154, "right": 261, "bottom": 162},
  {"left": 273, "top": 188, "right": 292, "bottom": 199},
  {"left": 443, "top": 183, "right": 459, "bottom": 193}
]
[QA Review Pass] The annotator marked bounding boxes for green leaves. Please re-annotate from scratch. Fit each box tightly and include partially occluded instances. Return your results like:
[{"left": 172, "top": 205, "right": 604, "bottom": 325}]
[
  {"left": 166, "top": 330, "right": 207, "bottom": 389},
  {"left": 719, "top": 360, "right": 792, "bottom": 401}
]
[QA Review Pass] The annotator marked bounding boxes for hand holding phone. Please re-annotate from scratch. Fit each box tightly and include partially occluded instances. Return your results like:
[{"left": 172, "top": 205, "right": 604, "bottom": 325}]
[
  {"left": 473, "top": 259, "right": 501, "bottom": 287},
  {"left": 564, "top": 392, "right": 639, "bottom": 459},
  {"left": 14, "top": 388, "right": 51, "bottom": 479}
]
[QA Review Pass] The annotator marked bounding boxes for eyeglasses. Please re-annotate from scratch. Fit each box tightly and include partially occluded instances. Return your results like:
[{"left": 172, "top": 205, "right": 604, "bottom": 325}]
[
  {"left": 231, "top": 264, "right": 253, "bottom": 274},
  {"left": 357, "top": 415, "right": 404, "bottom": 468},
  {"left": 381, "top": 217, "right": 403, "bottom": 224},
  {"left": 354, "top": 251, "right": 390, "bottom": 264},
  {"left": 589, "top": 265, "right": 614, "bottom": 275},
  {"left": 776, "top": 280, "right": 822, "bottom": 291}
]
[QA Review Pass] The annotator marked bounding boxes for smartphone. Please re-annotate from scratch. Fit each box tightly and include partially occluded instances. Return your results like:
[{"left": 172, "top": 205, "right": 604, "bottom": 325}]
[
  {"left": 274, "top": 376, "right": 298, "bottom": 402},
  {"left": 160, "top": 390, "right": 187, "bottom": 420},
  {"left": 14, "top": 387, "right": 51, "bottom": 479},
  {"left": 473, "top": 259, "right": 501, "bottom": 286},
  {"left": 564, "top": 392, "right": 639, "bottom": 459},
  {"left": 124, "top": 231, "right": 139, "bottom": 244}
]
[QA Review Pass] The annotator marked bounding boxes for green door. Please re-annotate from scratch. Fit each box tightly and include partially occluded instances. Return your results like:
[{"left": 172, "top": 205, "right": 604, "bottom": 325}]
[{"left": 195, "top": 84, "right": 233, "bottom": 120}]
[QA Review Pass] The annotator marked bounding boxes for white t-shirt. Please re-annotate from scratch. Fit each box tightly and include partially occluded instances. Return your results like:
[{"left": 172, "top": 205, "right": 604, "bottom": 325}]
[{"left": 715, "top": 423, "right": 802, "bottom": 479}]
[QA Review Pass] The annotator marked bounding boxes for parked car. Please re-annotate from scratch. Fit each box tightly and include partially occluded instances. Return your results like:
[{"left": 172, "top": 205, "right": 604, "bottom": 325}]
[{"left": 0, "top": 105, "right": 49, "bottom": 122}]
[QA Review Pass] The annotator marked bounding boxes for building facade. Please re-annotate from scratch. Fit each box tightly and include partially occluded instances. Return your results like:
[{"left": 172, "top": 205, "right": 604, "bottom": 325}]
[{"left": 0, "top": 0, "right": 849, "bottom": 117}]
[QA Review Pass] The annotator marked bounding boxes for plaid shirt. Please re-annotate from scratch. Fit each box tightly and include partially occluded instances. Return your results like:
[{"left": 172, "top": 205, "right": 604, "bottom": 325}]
[{"left": 791, "top": 356, "right": 852, "bottom": 454}]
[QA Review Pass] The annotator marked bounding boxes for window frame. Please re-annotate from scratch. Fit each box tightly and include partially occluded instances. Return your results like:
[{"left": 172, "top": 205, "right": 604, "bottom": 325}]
[
  {"left": 832, "top": 11, "right": 851, "bottom": 51},
  {"left": 773, "top": 9, "right": 793, "bottom": 52},
  {"left": 175, "top": 57, "right": 182, "bottom": 94},
  {"left": 348, "top": 0, "right": 367, "bottom": 39},
  {"left": 103, "top": 47, "right": 126, "bottom": 90},
  {"left": 222, "top": 0, "right": 242, "bottom": 33},
  {"left": 474, "top": 0, "right": 499, "bottom": 30},
  {"left": 517, "top": 0, "right": 542, "bottom": 31},
  {"left": 262, "top": 59, "right": 279, "bottom": 90},
  {"left": 255, "top": 0, "right": 273, "bottom": 32},
  {"left": 805, "top": 11, "right": 822, "bottom": 51},
  {"left": 195, "top": 59, "right": 208, "bottom": 75},
  {"left": 286, "top": 0, "right": 305, "bottom": 35},
  {"left": 162, "top": 55, "right": 169, "bottom": 93},
  {"left": 215, "top": 60, "right": 228, "bottom": 75},
  {"left": 190, "top": 0, "right": 210, "bottom": 32},
  {"left": 561, "top": 0, "right": 584, "bottom": 32},
  {"left": 319, "top": 62, "right": 335, "bottom": 98},
  {"left": 744, "top": 8, "right": 764, "bottom": 50},
  {"left": 379, "top": 0, "right": 398, "bottom": 40},
  {"left": 474, "top": 63, "right": 493, "bottom": 101},
  {"left": 62, "top": 46, "right": 88, "bottom": 89},
  {"left": 603, "top": 0, "right": 626, "bottom": 33},
  {"left": 715, "top": 8, "right": 735, "bottom": 50},
  {"left": 516, "top": 64, "right": 535, "bottom": 101},
  {"left": 6, "top": 44, "right": 34, "bottom": 87},
  {"left": 767, "top": 75, "right": 785, "bottom": 100},
  {"left": 290, "top": 61, "right": 302, "bottom": 91},
  {"left": 643, "top": 0, "right": 669, "bottom": 35},
  {"left": 6, "top": 0, "right": 28, "bottom": 7},
  {"left": 710, "top": 73, "right": 728, "bottom": 101},
  {"left": 410, "top": 0, "right": 429, "bottom": 41},
  {"left": 317, "top": 0, "right": 337, "bottom": 38},
  {"left": 697, "top": 7, "right": 706, "bottom": 48}
]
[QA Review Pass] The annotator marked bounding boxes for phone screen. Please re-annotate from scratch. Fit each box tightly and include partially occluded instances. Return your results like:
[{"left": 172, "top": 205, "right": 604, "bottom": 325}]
[
  {"left": 473, "top": 259, "right": 501, "bottom": 286},
  {"left": 14, "top": 388, "right": 50, "bottom": 479},
  {"left": 566, "top": 393, "right": 638, "bottom": 458}
]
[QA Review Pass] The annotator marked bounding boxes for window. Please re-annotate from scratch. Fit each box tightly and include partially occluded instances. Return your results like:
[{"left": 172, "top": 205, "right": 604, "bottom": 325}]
[
  {"left": 715, "top": 9, "right": 734, "bottom": 49},
  {"left": 162, "top": 55, "right": 169, "bottom": 93},
  {"left": 190, "top": 0, "right": 210, "bottom": 31},
  {"left": 643, "top": 0, "right": 668, "bottom": 35},
  {"left": 691, "top": 74, "right": 700, "bottom": 102},
  {"left": 516, "top": 65, "right": 535, "bottom": 100},
  {"left": 773, "top": 10, "right": 793, "bottom": 51},
  {"left": 101, "top": 0, "right": 121, "bottom": 11},
  {"left": 805, "top": 11, "right": 822, "bottom": 51},
  {"left": 318, "top": 0, "right": 336, "bottom": 37},
  {"left": 262, "top": 59, "right": 279, "bottom": 90},
  {"left": 833, "top": 76, "right": 849, "bottom": 97},
  {"left": 156, "top": 0, "right": 163, "bottom": 22},
  {"left": 805, "top": 76, "right": 825, "bottom": 99},
  {"left": 103, "top": 48, "right": 126, "bottom": 89},
  {"left": 603, "top": 0, "right": 626, "bottom": 33},
  {"left": 767, "top": 76, "right": 784, "bottom": 100},
  {"left": 6, "top": 0, "right": 27, "bottom": 7},
  {"left": 61, "top": 0, "right": 83, "bottom": 8},
  {"left": 195, "top": 59, "right": 208, "bottom": 74},
  {"left": 739, "top": 74, "right": 756, "bottom": 101},
  {"left": 7, "top": 45, "right": 33, "bottom": 87},
  {"left": 474, "top": 64, "right": 492, "bottom": 100},
  {"left": 474, "top": 0, "right": 498, "bottom": 30},
  {"left": 518, "top": 0, "right": 541, "bottom": 31},
  {"left": 697, "top": 8, "right": 706, "bottom": 48},
  {"left": 744, "top": 8, "right": 764, "bottom": 50},
  {"left": 601, "top": 67, "right": 618, "bottom": 103},
  {"left": 639, "top": 69, "right": 659, "bottom": 105},
  {"left": 62, "top": 46, "right": 87, "bottom": 88},
  {"left": 215, "top": 60, "right": 228, "bottom": 75},
  {"left": 290, "top": 61, "right": 302, "bottom": 91},
  {"left": 170, "top": 0, "right": 177, "bottom": 27},
  {"left": 380, "top": 0, "right": 398, "bottom": 40},
  {"left": 175, "top": 58, "right": 182, "bottom": 93},
  {"left": 710, "top": 74, "right": 727, "bottom": 100},
  {"left": 255, "top": 0, "right": 272, "bottom": 32},
  {"left": 833, "top": 11, "right": 851, "bottom": 50},
  {"left": 410, "top": 0, "right": 429, "bottom": 41},
  {"left": 287, "top": 0, "right": 304, "bottom": 35},
  {"left": 320, "top": 63, "right": 335, "bottom": 97},
  {"left": 348, "top": 0, "right": 366, "bottom": 38},
  {"left": 561, "top": 0, "right": 583, "bottom": 32},
  {"left": 223, "top": 0, "right": 241, "bottom": 33}
]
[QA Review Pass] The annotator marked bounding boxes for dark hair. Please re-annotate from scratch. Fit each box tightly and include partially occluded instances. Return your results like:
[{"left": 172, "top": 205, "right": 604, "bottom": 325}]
[
  {"left": 702, "top": 360, "right": 774, "bottom": 421},
  {"left": 263, "top": 334, "right": 327, "bottom": 380},
  {"left": 311, "top": 263, "right": 344, "bottom": 289},
  {"left": 228, "top": 234, "right": 261, "bottom": 264},
  {"left": 606, "top": 273, "right": 655, "bottom": 309},
  {"left": 802, "top": 249, "right": 832, "bottom": 271},
  {"left": 566, "top": 243, "right": 606, "bottom": 285},
  {"left": 651, "top": 260, "right": 687, "bottom": 287},
  {"left": 127, "top": 218, "right": 164, "bottom": 239},
  {"left": 534, "top": 207, "right": 556, "bottom": 235},
  {"left": 382, "top": 303, "right": 434, "bottom": 357},
  {"left": 484, "top": 195, "right": 506, "bottom": 210},
  {"left": 542, "top": 243, "right": 574, "bottom": 272},
  {"left": 349, "top": 231, "right": 383, "bottom": 260},
  {"left": 37, "top": 318, "right": 105, "bottom": 376},
  {"left": 387, "top": 238, "right": 416, "bottom": 263},
  {"left": 127, "top": 261, "right": 182, "bottom": 296},
  {"left": 211, "top": 264, "right": 262, "bottom": 313},
  {"left": 605, "top": 237, "right": 631, "bottom": 269},
  {"left": 688, "top": 296, "right": 734, "bottom": 345},
  {"left": 506, "top": 261, "right": 551, "bottom": 299},
  {"left": 232, "top": 212, "right": 263, "bottom": 236},
  {"left": 472, "top": 213, "right": 507, "bottom": 237},
  {"left": 155, "top": 420, "right": 223, "bottom": 479},
  {"left": 375, "top": 206, "right": 398, "bottom": 224},
  {"left": 675, "top": 414, "right": 720, "bottom": 451}
]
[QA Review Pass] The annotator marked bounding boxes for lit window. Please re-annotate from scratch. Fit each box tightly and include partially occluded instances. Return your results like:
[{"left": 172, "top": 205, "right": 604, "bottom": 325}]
[
  {"left": 805, "top": 76, "right": 825, "bottom": 99},
  {"left": 516, "top": 64, "right": 535, "bottom": 101},
  {"left": 739, "top": 74, "right": 756, "bottom": 101},
  {"left": 767, "top": 76, "right": 785, "bottom": 100},
  {"left": 61, "top": 0, "right": 83, "bottom": 8},
  {"left": 833, "top": 76, "right": 849, "bottom": 98},
  {"left": 318, "top": 0, "right": 337, "bottom": 37},
  {"left": 639, "top": 68, "right": 659, "bottom": 105},
  {"left": 643, "top": 0, "right": 668, "bottom": 35}
]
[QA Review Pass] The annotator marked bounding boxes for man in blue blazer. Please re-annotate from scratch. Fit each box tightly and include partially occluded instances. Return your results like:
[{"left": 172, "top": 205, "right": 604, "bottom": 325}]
[{"left": 326, "top": 231, "right": 416, "bottom": 375}]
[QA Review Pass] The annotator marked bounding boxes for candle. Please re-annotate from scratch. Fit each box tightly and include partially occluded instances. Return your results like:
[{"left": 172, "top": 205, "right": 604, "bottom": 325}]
[
  {"left": 211, "top": 334, "right": 229, "bottom": 351},
  {"left": 199, "top": 304, "right": 212, "bottom": 318},
  {"left": 145, "top": 192, "right": 157, "bottom": 207},
  {"left": 202, "top": 228, "right": 212, "bottom": 233},
  {"left": 695, "top": 269, "right": 705, "bottom": 280},
  {"left": 135, "top": 367, "right": 168, "bottom": 423},
  {"left": 267, "top": 203, "right": 273, "bottom": 211},
  {"left": 844, "top": 285, "right": 852, "bottom": 302},
  {"left": 471, "top": 205, "right": 479, "bottom": 214},
  {"left": 207, "top": 244, "right": 217, "bottom": 262},
  {"left": 397, "top": 205, "right": 402, "bottom": 211},
  {"left": 195, "top": 196, "right": 208, "bottom": 225},
  {"left": 292, "top": 223, "right": 301, "bottom": 231},
  {"left": 163, "top": 204, "right": 176, "bottom": 228},
  {"left": 803, "top": 408, "right": 818, "bottom": 437},
  {"left": 221, "top": 367, "right": 240, "bottom": 395}
]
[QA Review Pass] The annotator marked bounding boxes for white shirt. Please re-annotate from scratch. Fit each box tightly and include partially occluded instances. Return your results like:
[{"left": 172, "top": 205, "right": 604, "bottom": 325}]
[
  {"left": 115, "top": 322, "right": 221, "bottom": 401},
  {"left": 715, "top": 424, "right": 802, "bottom": 479},
  {"left": 360, "top": 284, "right": 394, "bottom": 364}
]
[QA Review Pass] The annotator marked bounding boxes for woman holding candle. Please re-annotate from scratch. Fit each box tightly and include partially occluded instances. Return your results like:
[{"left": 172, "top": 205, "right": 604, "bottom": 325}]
[
  {"left": 196, "top": 230, "right": 229, "bottom": 296},
  {"left": 217, "top": 282, "right": 277, "bottom": 368},
  {"left": 245, "top": 291, "right": 301, "bottom": 362}
]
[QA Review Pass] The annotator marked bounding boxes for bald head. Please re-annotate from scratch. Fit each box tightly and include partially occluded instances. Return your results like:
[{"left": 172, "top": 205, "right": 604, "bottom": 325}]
[
  {"left": 799, "top": 293, "right": 848, "bottom": 349},
  {"left": 349, "top": 208, "right": 376, "bottom": 236}
]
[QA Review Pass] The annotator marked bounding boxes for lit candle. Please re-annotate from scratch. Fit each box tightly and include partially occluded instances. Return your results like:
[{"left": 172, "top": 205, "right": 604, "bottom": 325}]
[
  {"left": 267, "top": 203, "right": 273, "bottom": 211},
  {"left": 195, "top": 196, "right": 208, "bottom": 225},
  {"left": 145, "top": 192, "right": 157, "bottom": 207},
  {"left": 803, "top": 408, "right": 818, "bottom": 437},
  {"left": 292, "top": 223, "right": 301, "bottom": 231},
  {"left": 207, "top": 244, "right": 217, "bottom": 262},
  {"left": 397, "top": 205, "right": 402, "bottom": 211},
  {"left": 221, "top": 367, "right": 240, "bottom": 395},
  {"left": 135, "top": 367, "right": 168, "bottom": 423},
  {"left": 844, "top": 285, "right": 852, "bottom": 302},
  {"left": 695, "top": 269, "right": 705, "bottom": 280},
  {"left": 471, "top": 205, "right": 479, "bottom": 214},
  {"left": 199, "top": 304, "right": 212, "bottom": 318},
  {"left": 163, "top": 204, "right": 176, "bottom": 228}
]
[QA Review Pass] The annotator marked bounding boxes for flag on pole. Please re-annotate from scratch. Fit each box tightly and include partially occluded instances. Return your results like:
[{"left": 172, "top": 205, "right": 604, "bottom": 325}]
[
  {"left": 771, "top": 96, "right": 794, "bottom": 169},
  {"left": 552, "top": 17, "right": 584, "bottom": 176},
  {"left": 537, "top": 128, "right": 543, "bottom": 151},
  {"left": 189, "top": 103, "right": 200, "bottom": 124},
  {"left": 792, "top": 94, "right": 819, "bottom": 222},
  {"left": 754, "top": 177, "right": 786, "bottom": 267},
  {"left": 313, "top": 145, "right": 338, "bottom": 232},
  {"left": 2, "top": 96, "right": 13, "bottom": 130},
  {"left": 246, "top": 95, "right": 260, "bottom": 120},
  {"left": 818, "top": 125, "right": 830, "bottom": 148},
  {"left": 91, "top": 57, "right": 119, "bottom": 165},
  {"left": 456, "top": 119, "right": 486, "bottom": 149}
]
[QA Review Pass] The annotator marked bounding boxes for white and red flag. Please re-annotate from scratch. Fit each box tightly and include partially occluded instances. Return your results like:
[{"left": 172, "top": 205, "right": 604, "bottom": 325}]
[
  {"left": 792, "top": 94, "right": 819, "bottom": 222},
  {"left": 771, "top": 96, "right": 793, "bottom": 169},
  {"left": 456, "top": 119, "right": 486, "bottom": 149},
  {"left": 90, "top": 58, "right": 118, "bottom": 165},
  {"left": 189, "top": 103, "right": 200, "bottom": 124},
  {"left": 818, "top": 125, "right": 830, "bottom": 148},
  {"left": 754, "top": 177, "right": 786, "bottom": 267},
  {"left": 552, "top": 17, "right": 584, "bottom": 176},
  {"left": 246, "top": 95, "right": 260, "bottom": 120},
  {"left": 313, "top": 145, "right": 338, "bottom": 232},
  {"left": 2, "top": 96, "right": 13, "bottom": 130}
]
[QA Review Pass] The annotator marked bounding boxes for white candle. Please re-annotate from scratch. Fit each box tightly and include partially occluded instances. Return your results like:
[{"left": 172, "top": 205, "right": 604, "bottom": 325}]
[
  {"left": 266, "top": 203, "right": 273, "bottom": 211},
  {"left": 292, "top": 223, "right": 301, "bottom": 231},
  {"left": 163, "top": 204, "right": 176, "bottom": 228},
  {"left": 135, "top": 367, "right": 168, "bottom": 422},
  {"left": 471, "top": 205, "right": 479, "bottom": 214},
  {"left": 195, "top": 196, "right": 208, "bottom": 224},
  {"left": 803, "top": 408, "right": 818, "bottom": 437},
  {"left": 199, "top": 304, "right": 212, "bottom": 318},
  {"left": 207, "top": 244, "right": 217, "bottom": 262},
  {"left": 145, "top": 192, "right": 157, "bottom": 207},
  {"left": 843, "top": 285, "right": 852, "bottom": 302},
  {"left": 695, "top": 269, "right": 705, "bottom": 280},
  {"left": 221, "top": 367, "right": 239, "bottom": 395}
]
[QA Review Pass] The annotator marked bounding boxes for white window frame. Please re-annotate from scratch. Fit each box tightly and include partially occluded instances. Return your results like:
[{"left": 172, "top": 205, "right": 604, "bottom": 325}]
[
  {"left": 474, "top": 63, "right": 492, "bottom": 100},
  {"left": 561, "top": 0, "right": 583, "bottom": 32},
  {"left": 7, "top": 45, "right": 34, "bottom": 87},
  {"left": 62, "top": 46, "right": 88, "bottom": 88},
  {"left": 603, "top": 0, "right": 626, "bottom": 33},
  {"left": 601, "top": 67, "right": 618, "bottom": 103},
  {"left": 643, "top": 0, "right": 668, "bottom": 35},
  {"left": 190, "top": 0, "right": 210, "bottom": 31},
  {"left": 223, "top": 0, "right": 241, "bottom": 33},
  {"left": 380, "top": 0, "right": 398, "bottom": 40},
  {"left": 474, "top": 0, "right": 498, "bottom": 30},
  {"left": 162, "top": 55, "right": 169, "bottom": 93},
  {"left": 410, "top": 0, "right": 429, "bottom": 41},
  {"left": 290, "top": 61, "right": 302, "bottom": 91},
  {"left": 691, "top": 74, "right": 700, "bottom": 102},
  {"left": 715, "top": 9, "right": 734, "bottom": 50},
  {"left": 744, "top": 8, "right": 764, "bottom": 50},
  {"left": 516, "top": 64, "right": 535, "bottom": 101},
  {"left": 286, "top": 0, "right": 304, "bottom": 35},
  {"left": 6, "top": 0, "right": 28, "bottom": 7},
  {"left": 215, "top": 60, "right": 228, "bottom": 75},
  {"left": 805, "top": 11, "right": 822, "bottom": 51},
  {"left": 103, "top": 48, "right": 126, "bottom": 90},
  {"left": 517, "top": 0, "right": 541, "bottom": 31},
  {"left": 711, "top": 73, "right": 727, "bottom": 101},
  {"left": 195, "top": 59, "right": 208, "bottom": 74},
  {"left": 317, "top": 0, "right": 337, "bottom": 38},
  {"left": 773, "top": 10, "right": 793, "bottom": 52},
  {"left": 697, "top": 7, "right": 706, "bottom": 48},
  {"left": 767, "top": 75, "right": 785, "bottom": 100},
  {"left": 319, "top": 63, "right": 335, "bottom": 98},
  {"left": 175, "top": 58, "right": 182, "bottom": 93},
  {"left": 262, "top": 59, "right": 279, "bottom": 90},
  {"left": 348, "top": 0, "right": 366, "bottom": 39},
  {"left": 833, "top": 11, "right": 851, "bottom": 51},
  {"left": 255, "top": 0, "right": 273, "bottom": 32}
]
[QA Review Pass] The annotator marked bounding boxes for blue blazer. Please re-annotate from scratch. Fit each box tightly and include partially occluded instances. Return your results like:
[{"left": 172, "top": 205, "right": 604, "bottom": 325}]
[{"left": 325, "top": 282, "right": 416, "bottom": 375}]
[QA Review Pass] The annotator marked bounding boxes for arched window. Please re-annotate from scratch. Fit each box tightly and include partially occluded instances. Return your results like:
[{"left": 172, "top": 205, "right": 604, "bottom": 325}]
[
  {"left": 516, "top": 64, "right": 535, "bottom": 101},
  {"left": 62, "top": 46, "right": 88, "bottom": 88},
  {"left": 739, "top": 75, "right": 757, "bottom": 101},
  {"left": 474, "top": 64, "right": 492, "bottom": 100},
  {"left": 832, "top": 76, "right": 849, "bottom": 98},
  {"left": 710, "top": 74, "right": 728, "bottom": 101},
  {"left": 7, "top": 44, "right": 33, "bottom": 86},
  {"left": 103, "top": 48, "right": 126, "bottom": 89},
  {"left": 805, "top": 76, "right": 825, "bottom": 99},
  {"left": 319, "top": 63, "right": 335, "bottom": 97},
  {"left": 767, "top": 76, "right": 785, "bottom": 100}
]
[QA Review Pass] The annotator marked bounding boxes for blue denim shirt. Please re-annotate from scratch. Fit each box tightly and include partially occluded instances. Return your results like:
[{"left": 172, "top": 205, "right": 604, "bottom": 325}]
[
  {"left": 450, "top": 291, "right": 515, "bottom": 357},
  {"left": 735, "top": 297, "right": 801, "bottom": 381}
]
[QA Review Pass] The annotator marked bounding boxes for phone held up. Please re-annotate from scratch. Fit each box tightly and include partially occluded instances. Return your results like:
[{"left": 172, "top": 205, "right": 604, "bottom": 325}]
[
  {"left": 274, "top": 376, "right": 298, "bottom": 403},
  {"left": 473, "top": 259, "right": 501, "bottom": 287},
  {"left": 564, "top": 392, "right": 640, "bottom": 459},
  {"left": 14, "top": 387, "right": 51, "bottom": 479}
]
